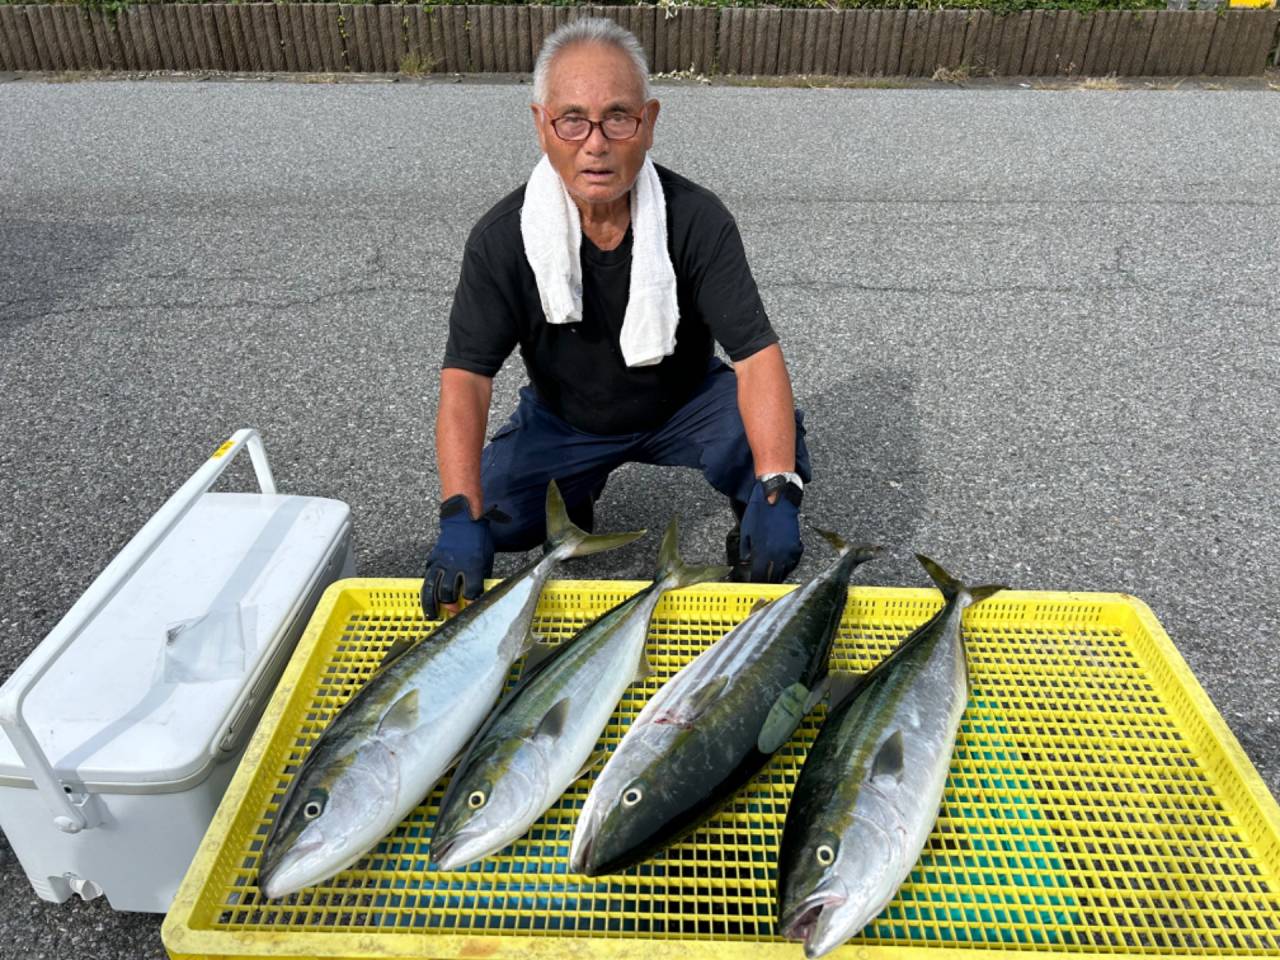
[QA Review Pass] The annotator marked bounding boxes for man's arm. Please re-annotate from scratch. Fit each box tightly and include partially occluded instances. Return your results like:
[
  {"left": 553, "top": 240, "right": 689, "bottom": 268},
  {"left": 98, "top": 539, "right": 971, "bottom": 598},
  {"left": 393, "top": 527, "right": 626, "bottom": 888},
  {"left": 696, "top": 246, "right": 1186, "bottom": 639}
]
[
  {"left": 437, "top": 368, "right": 494, "bottom": 518},
  {"left": 423, "top": 368, "right": 495, "bottom": 618},
  {"left": 733, "top": 343, "right": 796, "bottom": 480}
]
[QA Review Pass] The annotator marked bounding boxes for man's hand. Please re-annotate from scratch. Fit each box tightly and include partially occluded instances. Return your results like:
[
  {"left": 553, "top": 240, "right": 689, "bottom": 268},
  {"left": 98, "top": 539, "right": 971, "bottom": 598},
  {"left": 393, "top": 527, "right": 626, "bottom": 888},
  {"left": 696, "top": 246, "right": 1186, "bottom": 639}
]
[
  {"left": 739, "top": 478, "right": 803, "bottom": 583},
  {"left": 420, "top": 494, "right": 495, "bottom": 620}
]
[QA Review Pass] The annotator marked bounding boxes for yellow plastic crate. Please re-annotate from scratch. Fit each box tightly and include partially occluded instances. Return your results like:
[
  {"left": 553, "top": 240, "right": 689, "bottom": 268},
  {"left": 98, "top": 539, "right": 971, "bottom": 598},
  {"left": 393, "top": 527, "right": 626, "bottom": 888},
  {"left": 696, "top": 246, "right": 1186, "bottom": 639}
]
[{"left": 164, "top": 579, "right": 1280, "bottom": 959}]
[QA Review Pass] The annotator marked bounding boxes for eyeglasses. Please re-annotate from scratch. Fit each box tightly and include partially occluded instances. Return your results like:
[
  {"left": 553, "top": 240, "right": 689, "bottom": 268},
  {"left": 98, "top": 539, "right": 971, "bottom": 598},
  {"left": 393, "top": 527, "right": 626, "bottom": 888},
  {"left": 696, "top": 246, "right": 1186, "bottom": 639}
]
[{"left": 548, "top": 112, "right": 643, "bottom": 142}]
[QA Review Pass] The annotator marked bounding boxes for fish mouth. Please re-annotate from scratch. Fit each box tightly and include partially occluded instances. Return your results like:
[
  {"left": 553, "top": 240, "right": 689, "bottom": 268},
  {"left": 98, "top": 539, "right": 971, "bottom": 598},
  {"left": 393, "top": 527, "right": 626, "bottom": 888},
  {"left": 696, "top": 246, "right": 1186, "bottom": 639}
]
[
  {"left": 430, "top": 835, "right": 459, "bottom": 870},
  {"left": 258, "top": 840, "right": 325, "bottom": 900},
  {"left": 780, "top": 891, "right": 847, "bottom": 954},
  {"left": 568, "top": 834, "right": 594, "bottom": 876}
]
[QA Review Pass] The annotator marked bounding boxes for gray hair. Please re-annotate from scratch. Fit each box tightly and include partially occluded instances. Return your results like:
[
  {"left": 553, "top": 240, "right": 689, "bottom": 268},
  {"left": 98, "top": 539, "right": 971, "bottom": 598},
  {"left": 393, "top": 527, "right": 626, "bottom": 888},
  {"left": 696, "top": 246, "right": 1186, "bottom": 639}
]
[{"left": 532, "top": 18, "right": 651, "bottom": 106}]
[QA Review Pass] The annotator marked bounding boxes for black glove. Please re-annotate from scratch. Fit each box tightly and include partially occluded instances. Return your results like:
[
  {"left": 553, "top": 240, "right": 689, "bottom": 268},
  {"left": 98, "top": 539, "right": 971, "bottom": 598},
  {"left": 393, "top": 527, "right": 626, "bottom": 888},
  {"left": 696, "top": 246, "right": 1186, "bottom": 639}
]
[
  {"left": 739, "top": 476, "right": 804, "bottom": 583},
  {"left": 420, "top": 494, "right": 495, "bottom": 619}
]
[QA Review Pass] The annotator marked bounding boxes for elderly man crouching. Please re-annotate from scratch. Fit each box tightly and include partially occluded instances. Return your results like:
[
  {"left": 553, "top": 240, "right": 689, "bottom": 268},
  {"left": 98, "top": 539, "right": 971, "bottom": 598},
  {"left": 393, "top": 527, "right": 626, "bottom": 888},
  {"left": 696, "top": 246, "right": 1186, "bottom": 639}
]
[{"left": 421, "top": 18, "right": 812, "bottom": 618}]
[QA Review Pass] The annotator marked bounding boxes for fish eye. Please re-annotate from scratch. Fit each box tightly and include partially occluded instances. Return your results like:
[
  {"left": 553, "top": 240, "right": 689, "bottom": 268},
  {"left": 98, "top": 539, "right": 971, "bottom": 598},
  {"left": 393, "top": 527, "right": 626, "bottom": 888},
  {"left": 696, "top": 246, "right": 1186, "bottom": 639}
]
[
  {"left": 815, "top": 843, "right": 835, "bottom": 866},
  {"left": 303, "top": 800, "right": 324, "bottom": 820},
  {"left": 467, "top": 790, "right": 487, "bottom": 809},
  {"left": 622, "top": 786, "right": 643, "bottom": 807}
]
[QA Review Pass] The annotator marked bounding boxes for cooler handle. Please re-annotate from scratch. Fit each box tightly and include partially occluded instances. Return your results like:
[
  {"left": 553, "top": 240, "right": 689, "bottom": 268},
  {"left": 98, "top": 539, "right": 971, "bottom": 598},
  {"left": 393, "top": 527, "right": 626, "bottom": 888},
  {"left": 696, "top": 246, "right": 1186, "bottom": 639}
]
[{"left": 0, "top": 429, "right": 277, "bottom": 833}]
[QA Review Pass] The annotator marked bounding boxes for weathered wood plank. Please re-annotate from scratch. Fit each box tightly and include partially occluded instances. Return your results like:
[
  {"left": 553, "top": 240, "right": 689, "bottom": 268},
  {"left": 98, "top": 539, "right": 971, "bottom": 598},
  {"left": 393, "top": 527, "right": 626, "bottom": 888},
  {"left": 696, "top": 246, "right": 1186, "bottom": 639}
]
[
  {"left": 836, "top": 9, "right": 856, "bottom": 76},
  {"left": 1103, "top": 10, "right": 1130, "bottom": 75},
  {"left": 89, "top": 8, "right": 123, "bottom": 71},
  {"left": 1080, "top": 9, "right": 1110, "bottom": 75},
  {"left": 693, "top": 7, "right": 713, "bottom": 74},
  {"left": 60, "top": 6, "right": 93, "bottom": 70},
  {"left": 1121, "top": 11, "right": 1157, "bottom": 75},
  {"left": 253, "top": 4, "right": 277, "bottom": 73},
  {"left": 138, "top": 6, "right": 166, "bottom": 71},
  {"left": 977, "top": 11, "right": 998, "bottom": 76},
  {"left": 49, "top": 5, "right": 82, "bottom": 71},
  {"left": 776, "top": 9, "right": 798, "bottom": 75},
  {"left": 178, "top": 4, "right": 209, "bottom": 71},
  {"left": 1227, "top": 9, "right": 1263, "bottom": 75},
  {"left": 176, "top": 4, "right": 204, "bottom": 71},
  {"left": 1141, "top": 11, "right": 1174, "bottom": 76},
  {"left": 925, "top": 8, "right": 947, "bottom": 74},
  {"left": 315, "top": 4, "right": 343, "bottom": 73},
  {"left": 266, "top": 3, "right": 289, "bottom": 72},
  {"left": 208, "top": 4, "right": 236, "bottom": 71},
  {"left": 1042, "top": 11, "right": 1070, "bottom": 76},
  {"left": 760, "top": 7, "right": 776, "bottom": 74},
  {"left": 156, "top": 4, "right": 184, "bottom": 71},
  {"left": 801, "top": 9, "right": 821, "bottom": 75},
  {"left": 887, "top": 9, "right": 908, "bottom": 75},
  {"left": 900, "top": 9, "right": 923, "bottom": 76},
  {"left": 682, "top": 5, "right": 697, "bottom": 73},
  {"left": 1009, "top": 9, "right": 1034, "bottom": 74},
  {"left": 0, "top": 6, "right": 21, "bottom": 71},
  {"left": 745, "top": 9, "right": 763, "bottom": 74},
  {"left": 818, "top": 10, "right": 840, "bottom": 75},
  {"left": 1021, "top": 9, "right": 1045, "bottom": 75},
  {"left": 32, "top": 6, "right": 63, "bottom": 71},
  {"left": 285, "top": 4, "right": 310, "bottom": 72}
]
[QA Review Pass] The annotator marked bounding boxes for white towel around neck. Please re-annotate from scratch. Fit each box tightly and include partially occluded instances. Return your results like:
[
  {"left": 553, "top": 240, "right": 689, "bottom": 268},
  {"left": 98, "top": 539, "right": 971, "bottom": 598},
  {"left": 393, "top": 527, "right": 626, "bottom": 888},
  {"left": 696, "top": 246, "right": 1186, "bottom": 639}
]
[{"left": 520, "top": 155, "right": 679, "bottom": 368}]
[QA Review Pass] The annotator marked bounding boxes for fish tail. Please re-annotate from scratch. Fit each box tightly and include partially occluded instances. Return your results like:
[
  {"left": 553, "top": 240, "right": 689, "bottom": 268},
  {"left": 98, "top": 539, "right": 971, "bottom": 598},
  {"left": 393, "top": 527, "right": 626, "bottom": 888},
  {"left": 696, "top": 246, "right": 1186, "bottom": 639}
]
[
  {"left": 544, "top": 480, "right": 646, "bottom": 559},
  {"left": 654, "top": 518, "right": 731, "bottom": 589},
  {"left": 916, "top": 553, "right": 1007, "bottom": 608}
]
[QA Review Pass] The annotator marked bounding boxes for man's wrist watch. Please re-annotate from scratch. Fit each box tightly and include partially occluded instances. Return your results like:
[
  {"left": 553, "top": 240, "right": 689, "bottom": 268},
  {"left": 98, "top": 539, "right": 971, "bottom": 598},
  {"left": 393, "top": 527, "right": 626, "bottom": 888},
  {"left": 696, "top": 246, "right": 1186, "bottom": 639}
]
[{"left": 759, "top": 472, "right": 804, "bottom": 505}]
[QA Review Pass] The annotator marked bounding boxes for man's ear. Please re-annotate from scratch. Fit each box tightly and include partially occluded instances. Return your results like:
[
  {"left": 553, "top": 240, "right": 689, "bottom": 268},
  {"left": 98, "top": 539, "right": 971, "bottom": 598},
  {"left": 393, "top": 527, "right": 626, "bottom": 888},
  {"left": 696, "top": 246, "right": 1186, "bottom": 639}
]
[
  {"left": 643, "top": 99, "right": 661, "bottom": 150},
  {"left": 531, "top": 104, "right": 549, "bottom": 154}
]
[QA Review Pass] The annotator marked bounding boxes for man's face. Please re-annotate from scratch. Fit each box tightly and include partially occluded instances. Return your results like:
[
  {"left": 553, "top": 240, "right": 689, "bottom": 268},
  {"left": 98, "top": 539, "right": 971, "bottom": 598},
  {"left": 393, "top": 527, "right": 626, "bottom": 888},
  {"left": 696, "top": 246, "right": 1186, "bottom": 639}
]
[{"left": 532, "top": 42, "right": 660, "bottom": 211}]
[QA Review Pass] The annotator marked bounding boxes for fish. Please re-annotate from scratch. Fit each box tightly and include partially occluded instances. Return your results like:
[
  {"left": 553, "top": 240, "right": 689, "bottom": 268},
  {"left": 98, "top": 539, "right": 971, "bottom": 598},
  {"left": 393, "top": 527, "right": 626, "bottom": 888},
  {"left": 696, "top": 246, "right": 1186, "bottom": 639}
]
[
  {"left": 429, "top": 519, "right": 730, "bottom": 871},
  {"left": 256, "top": 481, "right": 644, "bottom": 899},
  {"left": 776, "top": 554, "right": 1006, "bottom": 959},
  {"left": 570, "top": 531, "right": 882, "bottom": 877}
]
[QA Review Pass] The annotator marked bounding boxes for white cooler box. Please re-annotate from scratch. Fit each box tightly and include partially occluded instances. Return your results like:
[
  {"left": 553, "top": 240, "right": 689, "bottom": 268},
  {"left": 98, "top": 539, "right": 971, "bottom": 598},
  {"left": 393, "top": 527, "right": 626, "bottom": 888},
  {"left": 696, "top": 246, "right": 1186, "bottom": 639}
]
[{"left": 0, "top": 429, "right": 355, "bottom": 912}]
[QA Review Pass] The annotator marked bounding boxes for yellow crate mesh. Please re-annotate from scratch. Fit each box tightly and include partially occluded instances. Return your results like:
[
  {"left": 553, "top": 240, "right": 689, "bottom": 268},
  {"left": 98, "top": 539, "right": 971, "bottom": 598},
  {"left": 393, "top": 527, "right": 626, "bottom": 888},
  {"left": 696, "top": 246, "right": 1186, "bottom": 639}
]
[{"left": 168, "top": 581, "right": 1280, "bottom": 958}]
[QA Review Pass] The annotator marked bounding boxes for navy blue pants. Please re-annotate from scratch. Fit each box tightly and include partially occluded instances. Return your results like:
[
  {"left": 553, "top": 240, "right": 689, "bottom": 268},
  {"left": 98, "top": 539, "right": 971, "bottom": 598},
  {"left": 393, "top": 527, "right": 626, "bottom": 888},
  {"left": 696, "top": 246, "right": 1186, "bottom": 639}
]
[{"left": 481, "top": 359, "right": 813, "bottom": 552}]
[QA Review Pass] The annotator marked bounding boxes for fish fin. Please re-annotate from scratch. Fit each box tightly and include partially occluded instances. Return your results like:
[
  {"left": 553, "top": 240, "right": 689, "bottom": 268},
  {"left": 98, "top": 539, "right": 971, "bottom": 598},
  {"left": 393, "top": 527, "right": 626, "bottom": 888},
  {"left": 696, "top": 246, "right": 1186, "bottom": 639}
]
[
  {"left": 633, "top": 648, "right": 653, "bottom": 684},
  {"left": 544, "top": 480, "right": 645, "bottom": 559},
  {"left": 915, "top": 554, "right": 961, "bottom": 601},
  {"left": 968, "top": 584, "right": 1008, "bottom": 607},
  {"left": 916, "top": 554, "right": 1007, "bottom": 608},
  {"left": 653, "top": 518, "right": 732, "bottom": 589},
  {"left": 379, "top": 635, "right": 419, "bottom": 669},
  {"left": 534, "top": 698, "right": 571, "bottom": 742},
  {"left": 575, "top": 749, "right": 608, "bottom": 780},
  {"left": 809, "top": 528, "right": 884, "bottom": 565},
  {"left": 803, "top": 676, "right": 829, "bottom": 714},
  {"left": 870, "top": 730, "right": 905, "bottom": 783},
  {"left": 685, "top": 675, "right": 729, "bottom": 720},
  {"left": 378, "top": 689, "right": 419, "bottom": 737},
  {"left": 827, "top": 671, "right": 864, "bottom": 707},
  {"left": 521, "top": 636, "right": 558, "bottom": 670},
  {"left": 757, "top": 681, "right": 813, "bottom": 754}
]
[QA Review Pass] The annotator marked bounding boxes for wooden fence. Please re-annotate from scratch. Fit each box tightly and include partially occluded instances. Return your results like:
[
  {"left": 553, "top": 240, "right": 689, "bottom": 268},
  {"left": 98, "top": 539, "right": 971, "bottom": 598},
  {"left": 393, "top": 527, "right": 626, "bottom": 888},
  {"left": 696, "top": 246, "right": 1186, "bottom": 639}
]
[{"left": 0, "top": 4, "right": 1277, "bottom": 77}]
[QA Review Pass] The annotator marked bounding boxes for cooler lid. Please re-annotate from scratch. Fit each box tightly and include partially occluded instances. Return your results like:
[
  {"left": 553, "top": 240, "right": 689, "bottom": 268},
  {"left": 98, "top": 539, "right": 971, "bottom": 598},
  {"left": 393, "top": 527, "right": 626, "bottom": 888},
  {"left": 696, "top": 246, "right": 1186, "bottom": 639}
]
[{"left": 0, "top": 493, "right": 350, "bottom": 791}]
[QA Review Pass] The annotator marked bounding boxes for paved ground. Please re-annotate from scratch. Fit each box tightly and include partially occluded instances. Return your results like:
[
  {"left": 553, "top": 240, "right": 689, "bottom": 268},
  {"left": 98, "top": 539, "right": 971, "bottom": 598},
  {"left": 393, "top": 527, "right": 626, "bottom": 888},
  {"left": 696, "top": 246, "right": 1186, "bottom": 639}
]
[{"left": 0, "top": 79, "right": 1277, "bottom": 958}]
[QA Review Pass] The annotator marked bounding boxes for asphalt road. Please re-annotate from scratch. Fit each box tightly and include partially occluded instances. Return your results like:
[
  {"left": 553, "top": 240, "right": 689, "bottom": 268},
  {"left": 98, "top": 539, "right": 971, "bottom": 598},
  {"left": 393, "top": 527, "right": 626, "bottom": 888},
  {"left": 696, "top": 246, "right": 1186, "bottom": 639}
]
[{"left": 1, "top": 79, "right": 1278, "bottom": 958}]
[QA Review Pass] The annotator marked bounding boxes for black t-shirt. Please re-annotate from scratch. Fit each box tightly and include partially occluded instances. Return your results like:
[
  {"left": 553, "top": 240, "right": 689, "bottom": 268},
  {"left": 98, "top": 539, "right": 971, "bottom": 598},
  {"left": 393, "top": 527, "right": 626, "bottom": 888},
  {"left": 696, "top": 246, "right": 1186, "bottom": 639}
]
[{"left": 443, "top": 164, "right": 776, "bottom": 435}]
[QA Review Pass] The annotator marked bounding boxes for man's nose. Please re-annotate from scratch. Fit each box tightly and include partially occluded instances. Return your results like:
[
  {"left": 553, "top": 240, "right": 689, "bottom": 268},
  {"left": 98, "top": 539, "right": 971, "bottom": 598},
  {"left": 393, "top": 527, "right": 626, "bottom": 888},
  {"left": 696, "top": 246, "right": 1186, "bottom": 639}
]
[{"left": 583, "top": 123, "right": 610, "bottom": 153}]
